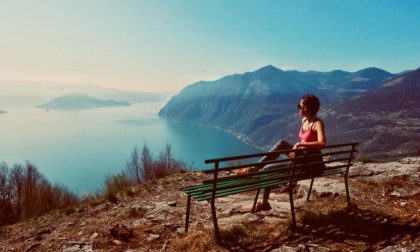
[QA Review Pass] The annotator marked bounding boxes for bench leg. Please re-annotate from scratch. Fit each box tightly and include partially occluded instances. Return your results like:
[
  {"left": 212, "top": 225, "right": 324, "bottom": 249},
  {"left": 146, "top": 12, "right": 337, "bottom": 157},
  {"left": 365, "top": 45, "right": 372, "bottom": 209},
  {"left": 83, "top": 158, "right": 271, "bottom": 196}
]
[
  {"left": 344, "top": 174, "right": 351, "bottom": 208},
  {"left": 185, "top": 195, "right": 192, "bottom": 232},
  {"left": 288, "top": 183, "right": 297, "bottom": 230},
  {"left": 251, "top": 189, "right": 260, "bottom": 213},
  {"left": 307, "top": 178, "right": 314, "bottom": 201},
  {"left": 211, "top": 201, "right": 221, "bottom": 244}
]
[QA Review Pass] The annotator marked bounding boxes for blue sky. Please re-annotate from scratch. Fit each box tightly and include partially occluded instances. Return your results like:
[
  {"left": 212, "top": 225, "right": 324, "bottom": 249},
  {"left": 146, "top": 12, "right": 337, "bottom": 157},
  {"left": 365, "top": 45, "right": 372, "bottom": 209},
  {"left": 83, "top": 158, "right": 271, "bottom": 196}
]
[{"left": 1, "top": 0, "right": 419, "bottom": 91}]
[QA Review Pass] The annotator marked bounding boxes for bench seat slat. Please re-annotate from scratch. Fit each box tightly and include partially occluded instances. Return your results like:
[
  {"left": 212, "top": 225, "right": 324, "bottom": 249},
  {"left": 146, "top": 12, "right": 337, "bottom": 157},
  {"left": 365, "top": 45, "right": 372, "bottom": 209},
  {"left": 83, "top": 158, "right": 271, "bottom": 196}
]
[
  {"left": 195, "top": 179, "right": 291, "bottom": 201},
  {"left": 185, "top": 173, "right": 290, "bottom": 197},
  {"left": 184, "top": 164, "right": 351, "bottom": 199}
]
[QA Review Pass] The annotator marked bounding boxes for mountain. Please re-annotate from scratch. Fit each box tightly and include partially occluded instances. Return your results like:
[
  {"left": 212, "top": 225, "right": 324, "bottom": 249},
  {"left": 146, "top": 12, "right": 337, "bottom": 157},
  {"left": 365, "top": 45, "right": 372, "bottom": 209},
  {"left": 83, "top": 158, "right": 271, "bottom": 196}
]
[
  {"left": 0, "top": 80, "right": 170, "bottom": 107},
  {"left": 159, "top": 65, "right": 395, "bottom": 148},
  {"left": 37, "top": 93, "right": 130, "bottom": 110},
  {"left": 324, "top": 68, "right": 420, "bottom": 159}
]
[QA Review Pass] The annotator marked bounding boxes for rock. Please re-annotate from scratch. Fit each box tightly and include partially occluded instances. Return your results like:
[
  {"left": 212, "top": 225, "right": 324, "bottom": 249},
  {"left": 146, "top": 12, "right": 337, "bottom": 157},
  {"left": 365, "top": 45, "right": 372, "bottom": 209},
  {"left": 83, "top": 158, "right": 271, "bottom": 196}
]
[
  {"left": 131, "top": 219, "right": 147, "bottom": 228},
  {"left": 25, "top": 243, "right": 40, "bottom": 252},
  {"left": 390, "top": 191, "right": 401, "bottom": 197},
  {"left": 218, "top": 213, "right": 260, "bottom": 227},
  {"left": 377, "top": 241, "right": 420, "bottom": 251},
  {"left": 109, "top": 224, "right": 133, "bottom": 242},
  {"left": 112, "top": 239, "right": 122, "bottom": 245},
  {"left": 167, "top": 201, "right": 177, "bottom": 207},
  {"left": 35, "top": 227, "right": 52, "bottom": 236},
  {"left": 146, "top": 234, "right": 160, "bottom": 242},
  {"left": 263, "top": 216, "right": 287, "bottom": 224},
  {"left": 89, "top": 232, "right": 99, "bottom": 239},
  {"left": 271, "top": 244, "right": 299, "bottom": 252},
  {"left": 400, "top": 201, "right": 408, "bottom": 207},
  {"left": 62, "top": 245, "right": 81, "bottom": 252},
  {"left": 176, "top": 227, "right": 185, "bottom": 235}
]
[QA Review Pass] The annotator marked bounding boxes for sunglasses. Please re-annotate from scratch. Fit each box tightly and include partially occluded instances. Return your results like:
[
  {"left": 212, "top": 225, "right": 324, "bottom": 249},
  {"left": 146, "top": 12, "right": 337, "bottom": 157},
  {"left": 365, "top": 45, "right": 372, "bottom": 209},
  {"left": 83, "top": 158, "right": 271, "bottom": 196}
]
[{"left": 297, "top": 104, "right": 304, "bottom": 110}]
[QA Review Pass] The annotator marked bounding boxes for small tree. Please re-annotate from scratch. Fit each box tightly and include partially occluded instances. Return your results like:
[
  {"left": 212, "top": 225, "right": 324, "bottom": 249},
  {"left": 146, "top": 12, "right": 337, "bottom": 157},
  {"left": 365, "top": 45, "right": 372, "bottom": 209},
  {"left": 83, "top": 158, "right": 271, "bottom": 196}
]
[
  {"left": 140, "top": 143, "right": 154, "bottom": 181},
  {"left": 126, "top": 145, "right": 142, "bottom": 184}
]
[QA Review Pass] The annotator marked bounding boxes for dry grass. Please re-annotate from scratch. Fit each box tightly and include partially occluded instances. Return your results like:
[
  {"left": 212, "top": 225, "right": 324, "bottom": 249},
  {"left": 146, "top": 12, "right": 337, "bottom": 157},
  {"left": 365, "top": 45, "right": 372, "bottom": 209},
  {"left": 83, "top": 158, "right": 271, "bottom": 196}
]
[
  {"left": 172, "top": 228, "right": 221, "bottom": 252},
  {"left": 296, "top": 196, "right": 419, "bottom": 251},
  {"left": 172, "top": 222, "right": 287, "bottom": 251}
]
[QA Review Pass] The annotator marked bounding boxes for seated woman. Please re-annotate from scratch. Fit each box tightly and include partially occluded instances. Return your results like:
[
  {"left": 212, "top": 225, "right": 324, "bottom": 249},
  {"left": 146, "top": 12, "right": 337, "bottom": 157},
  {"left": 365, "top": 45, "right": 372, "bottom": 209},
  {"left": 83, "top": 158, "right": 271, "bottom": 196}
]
[{"left": 254, "top": 94, "right": 326, "bottom": 212}]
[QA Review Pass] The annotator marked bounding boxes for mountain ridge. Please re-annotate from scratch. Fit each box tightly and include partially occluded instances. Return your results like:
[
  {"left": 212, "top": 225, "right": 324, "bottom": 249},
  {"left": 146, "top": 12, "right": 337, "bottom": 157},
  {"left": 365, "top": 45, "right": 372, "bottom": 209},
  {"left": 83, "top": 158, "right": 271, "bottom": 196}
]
[
  {"left": 37, "top": 93, "right": 130, "bottom": 110},
  {"left": 159, "top": 66, "right": 418, "bottom": 159}
]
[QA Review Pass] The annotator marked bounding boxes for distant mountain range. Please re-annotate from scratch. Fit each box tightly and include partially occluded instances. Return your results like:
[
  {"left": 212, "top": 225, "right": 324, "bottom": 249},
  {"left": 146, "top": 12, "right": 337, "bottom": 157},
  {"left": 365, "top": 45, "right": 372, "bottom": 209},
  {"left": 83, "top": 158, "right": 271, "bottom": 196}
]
[
  {"left": 159, "top": 65, "right": 419, "bottom": 160},
  {"left": 0, "top": 80, "right": 171, "bottom": 107},
  {"left": 37, "top": 93, "right": 130, "bottom": 110},
  {"left": 324, "top": 68, "right": 420, "bottom": 159}
]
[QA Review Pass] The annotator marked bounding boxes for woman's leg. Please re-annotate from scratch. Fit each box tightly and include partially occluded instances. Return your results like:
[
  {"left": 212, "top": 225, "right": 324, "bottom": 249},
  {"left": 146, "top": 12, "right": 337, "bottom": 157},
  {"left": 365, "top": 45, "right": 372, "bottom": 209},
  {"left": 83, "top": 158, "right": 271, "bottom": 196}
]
[
  {"left": 260, "top": 140, "right": 293, "bottom": 205},
  {"left": 259, "top": 139, "right": 293, "bottom": 163}
]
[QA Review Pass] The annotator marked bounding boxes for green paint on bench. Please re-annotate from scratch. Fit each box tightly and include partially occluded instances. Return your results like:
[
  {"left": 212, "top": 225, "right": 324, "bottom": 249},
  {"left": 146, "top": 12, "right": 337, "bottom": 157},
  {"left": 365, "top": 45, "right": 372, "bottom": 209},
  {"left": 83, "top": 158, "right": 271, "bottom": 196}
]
[{"left": 182, "top": 142, "right": 358, "bottom": 243}]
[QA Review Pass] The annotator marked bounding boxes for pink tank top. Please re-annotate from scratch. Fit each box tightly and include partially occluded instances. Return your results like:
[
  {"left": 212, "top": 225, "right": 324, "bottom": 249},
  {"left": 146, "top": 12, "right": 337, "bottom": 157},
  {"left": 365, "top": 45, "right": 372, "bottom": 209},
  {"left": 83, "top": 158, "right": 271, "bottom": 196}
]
[{"left": 299, "top": 121, "right": 318, "bottom": 143}]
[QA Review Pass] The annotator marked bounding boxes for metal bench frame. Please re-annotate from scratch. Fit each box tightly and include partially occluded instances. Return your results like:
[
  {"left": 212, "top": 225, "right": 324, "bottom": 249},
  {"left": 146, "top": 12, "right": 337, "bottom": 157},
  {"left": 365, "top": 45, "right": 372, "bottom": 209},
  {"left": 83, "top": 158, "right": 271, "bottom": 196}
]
[{"left": 181, "top": 143, "right": 358, "bottom": 243}]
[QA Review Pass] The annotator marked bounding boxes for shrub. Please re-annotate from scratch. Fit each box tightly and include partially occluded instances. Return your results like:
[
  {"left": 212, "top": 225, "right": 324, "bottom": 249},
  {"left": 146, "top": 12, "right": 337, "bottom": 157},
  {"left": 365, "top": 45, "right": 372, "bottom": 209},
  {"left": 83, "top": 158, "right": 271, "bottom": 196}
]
[
  {"left": 104, "top": 172, "right": 133, "bottom": 203},
  {"left": 0, "top": 161, "right": 79, "bottom": 226},
  {"left": 105, "top": 191, "right": 119, "bottom": 204},
  {"left": 125, "top": 143, "right": 189, "bottom": 183}
]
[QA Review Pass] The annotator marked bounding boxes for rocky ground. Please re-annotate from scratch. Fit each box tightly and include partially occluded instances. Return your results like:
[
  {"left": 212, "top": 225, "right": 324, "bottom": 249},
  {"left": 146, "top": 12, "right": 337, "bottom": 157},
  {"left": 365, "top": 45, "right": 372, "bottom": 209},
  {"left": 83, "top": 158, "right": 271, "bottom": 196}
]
[{"left": 0, "top": 157, "right": 419, "bottom": 252}]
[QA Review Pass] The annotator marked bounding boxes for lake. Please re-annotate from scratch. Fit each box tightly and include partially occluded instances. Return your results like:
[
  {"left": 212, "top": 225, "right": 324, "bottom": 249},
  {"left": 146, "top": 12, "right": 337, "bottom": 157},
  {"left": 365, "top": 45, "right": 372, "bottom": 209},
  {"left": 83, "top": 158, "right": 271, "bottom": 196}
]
[{"left": 0, "top": 102, "right": 259, "bottom": 195}]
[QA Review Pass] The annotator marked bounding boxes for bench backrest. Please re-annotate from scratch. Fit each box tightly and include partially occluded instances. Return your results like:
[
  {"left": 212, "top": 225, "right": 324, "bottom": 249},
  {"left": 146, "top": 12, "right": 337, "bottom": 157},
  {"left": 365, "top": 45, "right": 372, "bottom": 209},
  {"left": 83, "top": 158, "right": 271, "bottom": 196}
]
[{"left": 202, "top": 143, "right": 358, "bottom": 199}]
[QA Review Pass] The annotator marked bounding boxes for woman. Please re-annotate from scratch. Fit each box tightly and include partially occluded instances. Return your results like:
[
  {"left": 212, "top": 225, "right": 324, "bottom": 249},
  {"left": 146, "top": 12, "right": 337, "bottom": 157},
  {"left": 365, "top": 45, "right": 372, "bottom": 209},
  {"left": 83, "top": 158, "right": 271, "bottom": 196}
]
[{"left": 254, "top": 94, "right": 326, "bottom": 212}]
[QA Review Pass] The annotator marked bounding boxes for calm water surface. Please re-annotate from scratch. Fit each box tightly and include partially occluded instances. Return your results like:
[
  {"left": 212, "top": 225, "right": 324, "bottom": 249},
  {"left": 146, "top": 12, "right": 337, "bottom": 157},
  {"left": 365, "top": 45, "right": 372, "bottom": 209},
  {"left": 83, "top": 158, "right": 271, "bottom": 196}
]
[{"left": 0, "top": 102, "right": 258, "bottom": 194}]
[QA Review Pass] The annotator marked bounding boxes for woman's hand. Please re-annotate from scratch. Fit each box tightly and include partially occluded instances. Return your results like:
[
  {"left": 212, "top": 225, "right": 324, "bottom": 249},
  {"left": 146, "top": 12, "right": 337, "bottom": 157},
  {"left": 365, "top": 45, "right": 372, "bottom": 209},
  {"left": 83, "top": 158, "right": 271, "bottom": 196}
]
[{"left": 288, "top": 142, "right": 301, "bottom": 158}]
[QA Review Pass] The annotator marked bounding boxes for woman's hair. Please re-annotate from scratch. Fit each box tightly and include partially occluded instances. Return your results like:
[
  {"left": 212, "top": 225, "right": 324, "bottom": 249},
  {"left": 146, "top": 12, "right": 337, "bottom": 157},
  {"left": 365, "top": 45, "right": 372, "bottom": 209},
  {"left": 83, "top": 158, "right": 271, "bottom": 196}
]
[{"left": 301, "top": 94, "right": 320, "bottom": 116}]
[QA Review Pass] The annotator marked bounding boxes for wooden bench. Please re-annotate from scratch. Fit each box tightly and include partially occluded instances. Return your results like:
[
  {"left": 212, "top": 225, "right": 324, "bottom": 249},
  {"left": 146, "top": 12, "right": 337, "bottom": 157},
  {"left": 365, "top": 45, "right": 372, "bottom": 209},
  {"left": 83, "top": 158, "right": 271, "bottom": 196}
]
[{"left": 181, "top": 143, "right": 358, "bottom": 243}]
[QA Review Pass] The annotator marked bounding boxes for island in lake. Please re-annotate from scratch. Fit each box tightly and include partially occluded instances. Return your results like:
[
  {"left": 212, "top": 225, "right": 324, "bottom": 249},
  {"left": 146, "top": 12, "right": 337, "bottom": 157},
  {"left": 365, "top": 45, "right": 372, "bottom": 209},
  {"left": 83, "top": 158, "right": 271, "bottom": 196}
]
[{"left": 37, "top": 93, "right": 130, "bottom": 110}]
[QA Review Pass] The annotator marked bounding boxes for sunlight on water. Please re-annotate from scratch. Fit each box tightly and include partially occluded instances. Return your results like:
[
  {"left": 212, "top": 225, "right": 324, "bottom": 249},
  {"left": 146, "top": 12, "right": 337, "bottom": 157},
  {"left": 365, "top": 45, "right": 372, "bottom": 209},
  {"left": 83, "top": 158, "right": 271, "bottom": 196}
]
[{"left": 0, "top": 102, "right": 258, "bottom": 194}]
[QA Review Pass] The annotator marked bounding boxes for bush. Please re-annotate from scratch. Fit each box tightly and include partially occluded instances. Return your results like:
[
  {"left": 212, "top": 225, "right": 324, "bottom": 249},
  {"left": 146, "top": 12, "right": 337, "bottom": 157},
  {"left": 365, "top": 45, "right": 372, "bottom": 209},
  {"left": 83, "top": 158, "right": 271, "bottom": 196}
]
[
  {"left": 104, "top": 172, "right": 133, "bottom": 203},
  {"left": 0, "top": 161, "right": 79, "bottom": 226},
  {"left": 125, "top": 143, "right": 189, "bottom": 183},
  {"left": 105, "top": 191, "right": 119, "bottom": 204}
]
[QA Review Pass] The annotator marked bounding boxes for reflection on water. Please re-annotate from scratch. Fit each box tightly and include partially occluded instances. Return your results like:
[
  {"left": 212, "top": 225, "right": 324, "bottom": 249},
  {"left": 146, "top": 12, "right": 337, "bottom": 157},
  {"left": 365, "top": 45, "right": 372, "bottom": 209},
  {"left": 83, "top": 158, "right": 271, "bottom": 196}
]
[{"left": 0, "top": 102, "right": 258, "bottom": 194}]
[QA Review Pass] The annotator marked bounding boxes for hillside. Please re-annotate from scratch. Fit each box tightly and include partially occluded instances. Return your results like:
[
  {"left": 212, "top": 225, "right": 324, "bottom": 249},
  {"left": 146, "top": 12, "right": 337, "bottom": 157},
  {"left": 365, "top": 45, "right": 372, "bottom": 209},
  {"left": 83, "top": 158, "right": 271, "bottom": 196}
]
[
  {"left": 323, "top": 68, "right": 420, "bottom": 159},
  {"left": 37, "top": 93, "right": 130, "bottom": 110},
  {"left": 159, "top": 66, "right": 418, "bottom": 159},
  {"left": 1, "top": 157, "right": 418, "bottom": 251}
]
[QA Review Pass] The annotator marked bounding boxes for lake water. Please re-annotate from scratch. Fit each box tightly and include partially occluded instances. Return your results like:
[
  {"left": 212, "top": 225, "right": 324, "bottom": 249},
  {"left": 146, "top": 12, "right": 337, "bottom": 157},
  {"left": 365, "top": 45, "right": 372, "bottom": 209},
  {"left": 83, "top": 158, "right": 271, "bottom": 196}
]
[{"left": 0, "top": 102, "right": 259, "bottom": 195}]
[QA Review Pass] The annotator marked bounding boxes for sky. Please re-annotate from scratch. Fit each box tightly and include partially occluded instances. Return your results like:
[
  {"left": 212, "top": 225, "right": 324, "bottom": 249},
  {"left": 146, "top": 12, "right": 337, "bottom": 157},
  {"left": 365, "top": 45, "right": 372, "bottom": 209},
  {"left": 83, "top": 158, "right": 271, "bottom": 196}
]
[{"left": 1, "top": 0, "right": 420, "bottom": 92}]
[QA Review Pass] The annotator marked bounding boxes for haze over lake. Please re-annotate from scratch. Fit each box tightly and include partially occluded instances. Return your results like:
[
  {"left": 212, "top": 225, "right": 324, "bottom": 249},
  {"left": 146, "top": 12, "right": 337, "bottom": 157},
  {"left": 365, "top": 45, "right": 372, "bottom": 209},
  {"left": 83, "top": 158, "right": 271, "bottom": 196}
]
[{"left": 0, "top": 102, "right": 258, "bottom": 195}]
